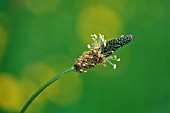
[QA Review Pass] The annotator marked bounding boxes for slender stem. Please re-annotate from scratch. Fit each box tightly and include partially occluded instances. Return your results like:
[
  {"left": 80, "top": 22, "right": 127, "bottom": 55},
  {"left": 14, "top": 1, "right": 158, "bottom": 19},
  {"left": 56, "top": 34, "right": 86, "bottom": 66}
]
[{"left": 20, "top": 67, "right": 74, "bottom": 113}]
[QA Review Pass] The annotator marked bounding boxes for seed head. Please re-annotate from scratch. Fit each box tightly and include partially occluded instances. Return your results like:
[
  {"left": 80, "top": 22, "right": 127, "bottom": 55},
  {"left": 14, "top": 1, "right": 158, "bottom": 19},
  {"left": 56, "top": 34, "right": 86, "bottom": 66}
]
[{"left": 74, "top": 34, "right": 134, "bottom": 73}]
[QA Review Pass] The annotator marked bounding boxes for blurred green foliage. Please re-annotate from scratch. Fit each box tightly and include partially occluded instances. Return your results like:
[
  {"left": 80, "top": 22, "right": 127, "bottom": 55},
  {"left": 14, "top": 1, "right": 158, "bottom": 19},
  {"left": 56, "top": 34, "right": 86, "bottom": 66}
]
[{"left": 0, "top": 0, "right": 169, "bottom": 113}]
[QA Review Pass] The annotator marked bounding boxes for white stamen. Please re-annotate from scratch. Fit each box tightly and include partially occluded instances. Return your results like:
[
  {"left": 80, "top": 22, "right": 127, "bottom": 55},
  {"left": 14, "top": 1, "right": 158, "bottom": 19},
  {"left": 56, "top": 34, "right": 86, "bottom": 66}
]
[
  {"left": 109, "top": 56, "right": 113, "bottom": 58},
  {"left": 106, "top": 59, "right": 117, "bottom": 70},
  {"left": 98, "top": 34, "right": 101, "bottom": 44},
  {"left": 104, "top": 42, "right": 106, "bottom": 46},
  {"left": 113, "top": 64, "right": 116, "bottom": 69},
  {"left": 93, "top": 34, "right": 97, "bottom": 38},
  {"left": 106, "top": 57, "right": 112, "bottom": 60},
  {"left": 103, "top": 40, "right": 107, "bottom": 46},
  {"left": 113, "top": 55, "right": 117, "bottom": 59},
  {"left": 87, "top": 44, "right": 91, "bottom": 48},
  {"left": 92, "top": 38, "right": 97, "bottom": 44},
  {"left": 101, "top": 36, "right": 104, "bottom": 42},
  {"left": 98, "top": 34, "right": 105, "bottom": 45},
  {"left": 117, "top": 58, "right": 121, "bottom": 62},
  {"left": 90, "top": 34, "right": 107, "bottom": 48}
]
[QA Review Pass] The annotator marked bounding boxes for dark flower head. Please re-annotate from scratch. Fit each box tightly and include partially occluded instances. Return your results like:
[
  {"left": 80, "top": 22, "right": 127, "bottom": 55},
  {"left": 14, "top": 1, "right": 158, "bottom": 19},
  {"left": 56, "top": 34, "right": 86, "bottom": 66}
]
[
  {"left": 74, "top": 34, "right": 134, "bottom": 73},
  {"left": 101, "top": 34, "right": 134, "bottom": 57}
]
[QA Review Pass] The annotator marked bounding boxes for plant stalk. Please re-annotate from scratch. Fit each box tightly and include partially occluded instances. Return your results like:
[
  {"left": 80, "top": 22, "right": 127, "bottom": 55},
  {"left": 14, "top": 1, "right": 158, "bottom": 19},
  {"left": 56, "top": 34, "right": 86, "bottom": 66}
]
[{"left": 20, "top": 67, "right": 74, "bottom": 113}]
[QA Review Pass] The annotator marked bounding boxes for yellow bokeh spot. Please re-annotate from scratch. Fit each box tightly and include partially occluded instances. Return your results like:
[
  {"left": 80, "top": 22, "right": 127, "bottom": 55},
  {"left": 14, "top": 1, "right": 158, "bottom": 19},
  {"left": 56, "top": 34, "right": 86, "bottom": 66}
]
[
  {"left": 24, "top": 0, "right": 61, "bottom": 15},
  {"left": 77, "top": 6, "right": 122, "bottom": 43},
  {"left": 47, "top": 71, "right": 83, "bottom": 107},
  {"left": 0, "top": 26, "right": 8, "bottom": 58},
  {"left": 20, "top": 62, "right": 57, "bottom": 112},
  {"left": 21, "top": 61, "right": 83, "bottom": 107},
  {"left": 0, "top": 73, "right": 21, "bottom": 111},
  {"left": 19, "top": 79, "right": 45, "bottom": 113},
  {"left": 21, "top": 62, "right": 56, "bottom": 85}
]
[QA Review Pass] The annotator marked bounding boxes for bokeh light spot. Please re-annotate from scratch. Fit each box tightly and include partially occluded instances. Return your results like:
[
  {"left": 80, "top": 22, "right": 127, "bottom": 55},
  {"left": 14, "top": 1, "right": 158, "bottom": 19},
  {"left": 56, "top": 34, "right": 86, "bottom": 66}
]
[
  {"left": 21, "top": 62, "right": 56, "bottom": 85},
  {"left": 21, "top": 61, "right": 83, "bottom": 107},
  {"left": 20, "top": 62, "right": 57, "bottom": 112},
  {"left": 24, "top": 0, "right": 61, "bottom": 15},
  {"left": 77, "top": 6, "right": 122, "bottom": 43},
  {"left": 47, "top": 71, "right": 83, "bottom": 107},
  {"left": 19, "top": 79, "right": 45, "bottom": 113},
  {"left": 0, "top": 73, "right": 21, "bottom": 111}
]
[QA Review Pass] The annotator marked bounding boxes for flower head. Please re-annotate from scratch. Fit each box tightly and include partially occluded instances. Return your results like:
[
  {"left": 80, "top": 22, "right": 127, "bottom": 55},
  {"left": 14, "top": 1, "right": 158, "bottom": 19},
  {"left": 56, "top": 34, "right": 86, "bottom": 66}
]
[{"left": 74, "top": 34, "right": 134, "bottom": 73}]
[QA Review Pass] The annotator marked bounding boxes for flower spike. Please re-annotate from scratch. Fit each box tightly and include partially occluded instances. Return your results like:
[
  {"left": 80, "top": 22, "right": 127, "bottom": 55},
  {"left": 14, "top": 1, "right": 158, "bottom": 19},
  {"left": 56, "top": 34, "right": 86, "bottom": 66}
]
[{"left": 74, "top": 34, "right": 134, "bottom": 73}]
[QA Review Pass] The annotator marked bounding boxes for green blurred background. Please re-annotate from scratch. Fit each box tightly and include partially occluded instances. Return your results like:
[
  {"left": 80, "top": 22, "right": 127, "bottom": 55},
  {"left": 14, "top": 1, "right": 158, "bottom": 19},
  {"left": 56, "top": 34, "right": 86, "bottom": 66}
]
[{"left": 0, "top": 0, "right": 169, "bottom": 113}]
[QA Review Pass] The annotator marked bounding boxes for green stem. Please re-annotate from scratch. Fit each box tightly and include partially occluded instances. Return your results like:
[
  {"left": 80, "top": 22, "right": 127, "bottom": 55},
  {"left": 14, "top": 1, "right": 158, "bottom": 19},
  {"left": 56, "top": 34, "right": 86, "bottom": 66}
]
[{"left": 20, "top": 67, "right": 74, "bottom": 113}]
